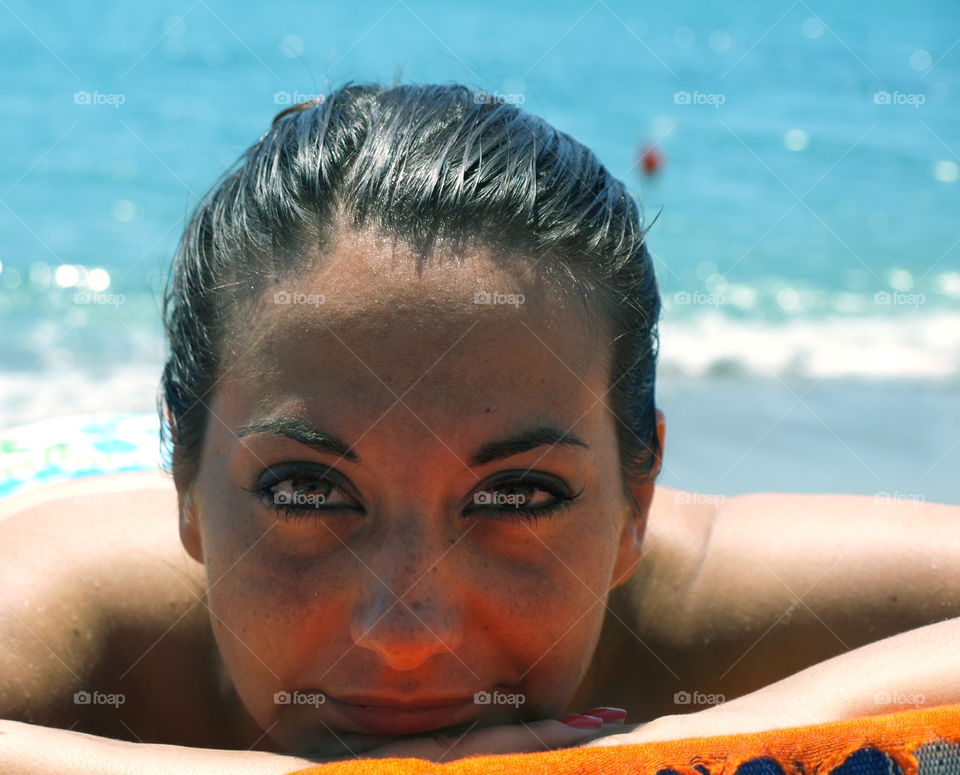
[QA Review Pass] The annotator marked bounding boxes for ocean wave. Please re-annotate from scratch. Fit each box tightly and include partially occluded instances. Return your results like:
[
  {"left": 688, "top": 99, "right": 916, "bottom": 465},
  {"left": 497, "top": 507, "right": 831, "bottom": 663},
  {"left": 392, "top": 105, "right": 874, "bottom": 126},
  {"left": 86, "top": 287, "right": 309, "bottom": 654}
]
[
  {"left": 0, "top": 363, "right": 162, "bottom": 431},
  {"left": 658, "top": 310, "right": 960, "bottom": 379}
]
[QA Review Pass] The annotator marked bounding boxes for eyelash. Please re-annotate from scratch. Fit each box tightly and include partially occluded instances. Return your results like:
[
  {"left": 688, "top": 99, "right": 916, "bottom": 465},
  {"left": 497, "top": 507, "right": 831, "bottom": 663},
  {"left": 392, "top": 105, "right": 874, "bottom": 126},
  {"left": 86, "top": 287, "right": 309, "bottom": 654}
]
[
  {"left": 474, "top": 492, "right": 580, "bottom": 525},
  {"left": 244, "top": 466, "right": 584, "bottom": 526}
]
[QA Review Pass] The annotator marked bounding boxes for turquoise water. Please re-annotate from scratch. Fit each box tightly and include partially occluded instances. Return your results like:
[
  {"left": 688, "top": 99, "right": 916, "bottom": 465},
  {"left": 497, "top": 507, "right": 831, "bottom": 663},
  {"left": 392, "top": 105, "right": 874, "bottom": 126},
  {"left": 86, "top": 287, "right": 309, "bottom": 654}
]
[{"left": 1, "top": 0, "right": 958, "bottom": 500}]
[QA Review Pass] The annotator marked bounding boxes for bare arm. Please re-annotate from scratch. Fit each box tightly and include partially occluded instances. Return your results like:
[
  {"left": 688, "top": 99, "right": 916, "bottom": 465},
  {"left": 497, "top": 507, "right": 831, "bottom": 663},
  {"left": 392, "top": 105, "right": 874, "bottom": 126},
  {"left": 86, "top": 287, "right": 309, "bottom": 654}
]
[
  {"left": 749, "top": 614, "right": 960, "bottom": 721},
  {"left": 0, "top": 715, "right": 619, "bottom": 773},
  {"left": 587, "top": 615, "right": 960, "bottom": 745},
  {"left": 634, "top": 489, "right": 960, "bottom": 702},
  {"left": 0, "top": 721, "right": 322, "bottom": 775},
  {"left": 0, "top": 472, "right": 211, "bottom": 737}
]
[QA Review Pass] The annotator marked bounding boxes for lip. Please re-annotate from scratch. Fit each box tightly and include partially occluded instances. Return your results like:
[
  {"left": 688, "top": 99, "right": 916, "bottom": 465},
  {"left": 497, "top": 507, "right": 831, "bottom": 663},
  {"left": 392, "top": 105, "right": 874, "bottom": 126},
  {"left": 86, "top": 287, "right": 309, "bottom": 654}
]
[
  {"left": 324, "top": 692, "right": 481, "bottom": 736},
  {"left": 332, "top": 693, "right": 477, "bottom": 709}
]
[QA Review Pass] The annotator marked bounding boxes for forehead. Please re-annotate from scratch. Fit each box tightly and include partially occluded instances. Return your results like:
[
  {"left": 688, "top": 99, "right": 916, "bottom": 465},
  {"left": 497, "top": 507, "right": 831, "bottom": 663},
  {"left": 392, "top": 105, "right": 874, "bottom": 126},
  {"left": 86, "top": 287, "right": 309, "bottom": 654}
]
[{"left": 216, "top": 232, "right": 611, "bottom": 435}]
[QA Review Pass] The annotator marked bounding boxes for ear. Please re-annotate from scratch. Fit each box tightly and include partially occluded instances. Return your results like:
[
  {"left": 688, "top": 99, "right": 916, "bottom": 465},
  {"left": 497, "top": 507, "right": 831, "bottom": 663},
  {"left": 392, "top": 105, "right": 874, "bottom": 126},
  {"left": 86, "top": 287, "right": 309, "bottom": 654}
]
[
  {"left": 610, "top": 408, "right": 666, "bottom": 590},
  {"left": 178, "top": 484, "right": 204, "bottom": 564},
  {"left": 165, "top": 400, "right": 205, "bottom": 564}
]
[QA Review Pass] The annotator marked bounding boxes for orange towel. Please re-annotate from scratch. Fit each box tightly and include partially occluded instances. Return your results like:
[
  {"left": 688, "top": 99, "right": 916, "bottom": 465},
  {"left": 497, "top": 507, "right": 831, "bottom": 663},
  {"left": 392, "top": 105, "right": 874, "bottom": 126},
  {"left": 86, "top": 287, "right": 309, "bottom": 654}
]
[{"left": 287, "top": 702, "right": 960, "bottom": 774}]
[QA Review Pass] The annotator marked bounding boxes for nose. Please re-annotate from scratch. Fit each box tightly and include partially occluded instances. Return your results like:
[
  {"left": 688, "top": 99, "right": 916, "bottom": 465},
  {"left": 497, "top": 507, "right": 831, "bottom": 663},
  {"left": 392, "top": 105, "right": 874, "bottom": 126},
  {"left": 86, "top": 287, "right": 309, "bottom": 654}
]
[{"left": 350, "top": 523, "right": 466, "bottom": 672}]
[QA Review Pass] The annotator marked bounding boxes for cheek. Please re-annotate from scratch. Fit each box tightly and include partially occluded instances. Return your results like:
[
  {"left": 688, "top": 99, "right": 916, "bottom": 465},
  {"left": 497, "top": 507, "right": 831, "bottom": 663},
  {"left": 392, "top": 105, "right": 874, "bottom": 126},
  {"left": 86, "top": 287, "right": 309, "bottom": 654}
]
[
  {"left": 479, "top": 526, "right": 613, "bottom": 623},
  {"left": 202, "top": 534, "right": 363, "bottom": 736},
  {"left": 195, "top": 494, "right": 344, "bottom": 695},
  {"left": 483, "top": 557, "right": 604, "bottom": 672},
  {"left": 204, "top": 530, "right": 351, "bottom": 661},
  {"left": 468, "top": 517, "right": 622, "bottom": 686}
]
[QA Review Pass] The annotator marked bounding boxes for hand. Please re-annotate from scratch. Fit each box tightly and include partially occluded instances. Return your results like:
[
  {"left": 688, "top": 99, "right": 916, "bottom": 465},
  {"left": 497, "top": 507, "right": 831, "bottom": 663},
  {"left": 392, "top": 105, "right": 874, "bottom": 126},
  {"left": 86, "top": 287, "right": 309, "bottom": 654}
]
[
  {"left": 580, "top": 707, "right": 810, "bottom": 748},
  {"left": 347, "top": 708, "right": 629, "bottom": 763}
]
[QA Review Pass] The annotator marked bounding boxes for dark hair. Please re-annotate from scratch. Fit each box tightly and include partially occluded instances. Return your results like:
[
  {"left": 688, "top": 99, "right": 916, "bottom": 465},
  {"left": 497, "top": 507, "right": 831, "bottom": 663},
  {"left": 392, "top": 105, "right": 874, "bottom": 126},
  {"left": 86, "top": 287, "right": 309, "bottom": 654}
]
[{"left": 158, "top": 80, "right": 662, "bottom": 498}]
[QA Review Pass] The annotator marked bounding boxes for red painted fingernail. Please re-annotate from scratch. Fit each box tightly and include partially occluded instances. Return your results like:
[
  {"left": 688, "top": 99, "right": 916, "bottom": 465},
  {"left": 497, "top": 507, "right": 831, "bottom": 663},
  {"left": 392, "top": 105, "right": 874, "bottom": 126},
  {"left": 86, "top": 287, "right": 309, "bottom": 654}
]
[
  {"left": 582, "top": 707, "right": 628, "bottom": 723},
  {"left": 559, "top": 714, "right": 604, "bottom": 729}
]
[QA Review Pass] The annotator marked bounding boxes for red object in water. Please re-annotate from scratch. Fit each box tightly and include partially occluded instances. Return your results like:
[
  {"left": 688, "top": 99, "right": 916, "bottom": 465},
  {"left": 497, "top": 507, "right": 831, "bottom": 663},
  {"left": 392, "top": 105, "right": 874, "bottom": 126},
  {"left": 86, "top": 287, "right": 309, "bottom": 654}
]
[{"left": 639, "top": 143, "right": 663, "bottom": 177}]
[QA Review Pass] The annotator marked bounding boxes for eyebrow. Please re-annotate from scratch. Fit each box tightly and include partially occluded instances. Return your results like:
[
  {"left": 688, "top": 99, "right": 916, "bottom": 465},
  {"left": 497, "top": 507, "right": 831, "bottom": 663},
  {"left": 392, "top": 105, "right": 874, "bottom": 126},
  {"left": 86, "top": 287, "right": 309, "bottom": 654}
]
[{"left": 236, "top": 416, "right": 590, "bottom": 467}]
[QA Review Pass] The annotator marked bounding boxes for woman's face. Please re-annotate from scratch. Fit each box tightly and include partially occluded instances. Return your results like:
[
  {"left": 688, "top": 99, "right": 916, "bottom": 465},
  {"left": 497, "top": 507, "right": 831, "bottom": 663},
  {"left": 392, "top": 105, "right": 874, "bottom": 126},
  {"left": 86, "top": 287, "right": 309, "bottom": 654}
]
[{"left": 177, "top": 231, "right": 656, "bottom": 755}]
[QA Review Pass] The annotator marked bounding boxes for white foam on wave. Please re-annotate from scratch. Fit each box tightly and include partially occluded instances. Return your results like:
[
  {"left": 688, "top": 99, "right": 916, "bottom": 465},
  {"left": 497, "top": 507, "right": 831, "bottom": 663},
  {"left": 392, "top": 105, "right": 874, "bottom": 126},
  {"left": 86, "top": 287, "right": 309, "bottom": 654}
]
[
  {"left": 0, "top": 361, "right": 163, "bottom": 431},
  {"left": 658, "top": 310, "right": 960, "bottom": 379}
]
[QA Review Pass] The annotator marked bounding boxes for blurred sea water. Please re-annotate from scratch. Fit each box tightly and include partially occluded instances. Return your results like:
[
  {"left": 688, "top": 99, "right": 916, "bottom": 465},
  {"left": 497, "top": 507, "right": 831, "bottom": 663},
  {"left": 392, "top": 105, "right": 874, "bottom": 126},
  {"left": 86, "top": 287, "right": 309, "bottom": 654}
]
[{"left": 0, "top": 0, "right": 957, "bottom": 500}]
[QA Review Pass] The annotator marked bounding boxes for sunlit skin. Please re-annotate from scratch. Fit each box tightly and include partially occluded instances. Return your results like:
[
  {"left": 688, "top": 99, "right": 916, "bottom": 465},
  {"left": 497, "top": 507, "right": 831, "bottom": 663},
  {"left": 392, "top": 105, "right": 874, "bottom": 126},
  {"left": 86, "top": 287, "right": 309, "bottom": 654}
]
[{"left": 176, "top": 229, "right": 663, "bottom": 756}]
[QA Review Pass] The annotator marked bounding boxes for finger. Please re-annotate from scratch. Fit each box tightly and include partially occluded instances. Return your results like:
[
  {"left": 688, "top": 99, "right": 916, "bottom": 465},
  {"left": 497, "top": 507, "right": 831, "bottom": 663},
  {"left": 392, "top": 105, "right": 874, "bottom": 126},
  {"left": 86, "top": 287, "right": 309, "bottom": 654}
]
[
  {"left": 364, "top": 717, "right": 609, "bottom": 762},
  {"left": 579, "top": 721, "right": 655, "bottom": 748},
  {"left": 451, "top": 717, "right": 610, "bottom": 757},
  {"left": 580, "top": 731, "right": 631, "bottom": 748}
]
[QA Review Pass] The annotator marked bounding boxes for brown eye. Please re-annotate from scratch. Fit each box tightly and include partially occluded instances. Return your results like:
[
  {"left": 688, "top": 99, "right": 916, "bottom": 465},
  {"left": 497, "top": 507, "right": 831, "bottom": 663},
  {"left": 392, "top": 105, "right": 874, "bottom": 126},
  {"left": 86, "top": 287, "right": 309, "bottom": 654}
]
[
  {"left": 465, "top": 475, "right": 584, "bottom": 524},
  {"left": 247, "top": 464, "right": 362, "bottom": 521}
]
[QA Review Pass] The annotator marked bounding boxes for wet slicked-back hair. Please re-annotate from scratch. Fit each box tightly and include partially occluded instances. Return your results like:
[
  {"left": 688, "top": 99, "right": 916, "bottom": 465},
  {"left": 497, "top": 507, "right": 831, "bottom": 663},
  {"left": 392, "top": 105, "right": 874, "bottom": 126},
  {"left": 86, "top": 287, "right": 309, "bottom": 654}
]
[{"left": 159, "top": 80, "right": 662, "bottom": 494}]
